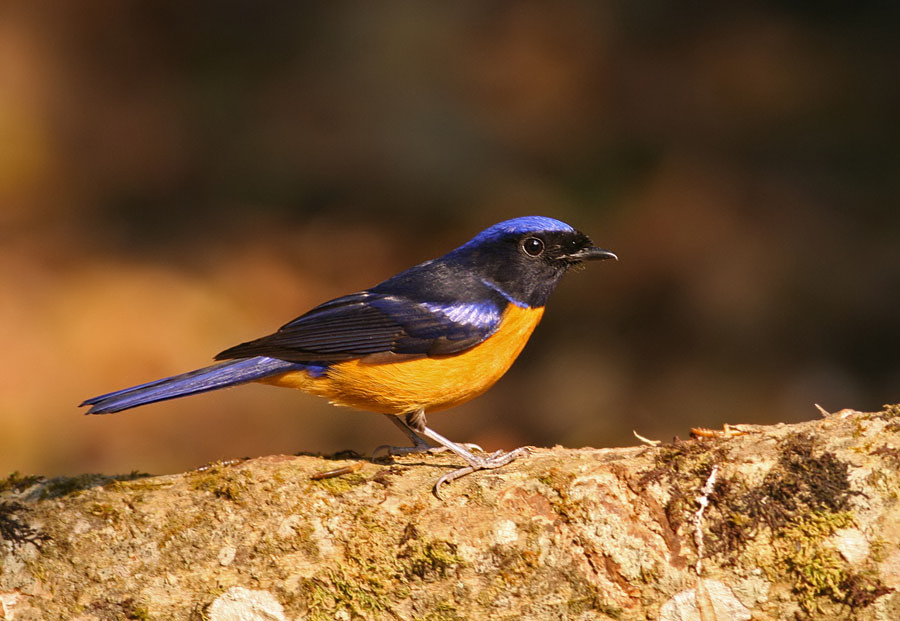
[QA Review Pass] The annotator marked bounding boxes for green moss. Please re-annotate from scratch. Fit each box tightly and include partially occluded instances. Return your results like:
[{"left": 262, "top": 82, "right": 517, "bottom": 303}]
[
  {"left": 87, "top": 503, "right": 119, "bottom": 522},
  {"left": 712, "top": 434, "right": 856, "bottom": 547},
  {"left": 537, "top": 467, "right": 579, "bottom": 520},
  {"left": 286, "top": 519, "right": 319, "bottom": 559},
  {"left": 301, "top": 567, "right": 392, "bottom": 620},
  {"left": 769, "top": 512, "right": 883, "bottom": 615},
  {"left": 704, "top": 434, "right": 893, "bottom": 615},
  {"left": 486, "top": 543, "right": 539, "bottom": 587},
  {"left": 422, "top": 601, "right": 464, "bottom": 621},
  {"left": 298, "top": 579, "right": 333, "bottom": 621},
  {"left": 188, "top": 602, "right": 211, "bottom": 621},
  {"left": 40, "top": 474, "right": 106, "bottom": 498},
  {"left": 159, "top": 511, "right": 206, "bottom": 547},
  {"left": 297, "top": 508, "right": 423, "bottom": 619},
  {"left": 784, "top": 546, "right": 847, "bottom": 613},
  {"left": 294, "top": 507, "right": 471, "bottom": 619},
  {"left": 109, "top": 477, "right": 169, "bottom": 493},
  {"left": 121, "top": 597, "right": 152, "bottom": 620},
  {"left": 641, "top": 440, "right": 722, "bottom": 483},
  {"left": 83, "top": 597, "right": 153, "bottom": 621},
  {"left": 638, "top": 440, "right": 726, "bottom": 533},
  {"left": 537, "top": 467, "right": 576, "bottom": 493},
  {"left": 189, "top": 466, "right": 252, "bottom": 502},
  {"left": 342, "top": 507, "right": 394, "bottom": 571},
  {"left": 564, "top": 574, "right": 624, "bottom": 618},
  {"left": 392, "top": 520, "right": 464, "bottom": 584},
  {"left": 309, "top": 472, "right": 367, "bottom": 495},
  {"left": 37, "top": 471, "right": 153, "bottom": 499},
  {"left": 401, "top": 538, "right": 463, "bottom": 581},
  {"left": 0, "top": 471, "right": 42, "bottom": 493}
]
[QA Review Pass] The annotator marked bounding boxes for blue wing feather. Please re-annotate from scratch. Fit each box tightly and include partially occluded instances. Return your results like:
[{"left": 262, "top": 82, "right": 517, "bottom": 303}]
[
  {"left": 80, "top": 356, "right": 302, "bottom": 414},
  {"left": 215, "top": 288, "right": 506, "bottom": 362}
]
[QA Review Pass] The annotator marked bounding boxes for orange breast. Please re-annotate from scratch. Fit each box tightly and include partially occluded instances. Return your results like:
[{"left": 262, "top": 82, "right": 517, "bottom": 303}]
[{"left": 259, "top": 304, "right": 545, "bottom": 415}]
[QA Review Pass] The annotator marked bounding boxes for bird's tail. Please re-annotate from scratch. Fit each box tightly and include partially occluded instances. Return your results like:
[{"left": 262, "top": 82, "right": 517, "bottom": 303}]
[{"left": 80, "top": 356, "right": 300, "bottom": 414}]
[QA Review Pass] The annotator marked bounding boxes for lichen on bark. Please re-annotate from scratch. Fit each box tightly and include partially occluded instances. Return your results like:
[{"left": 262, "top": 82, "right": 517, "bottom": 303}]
[{"left": 1, "top": 406, "right": 899, "bottom": 620}]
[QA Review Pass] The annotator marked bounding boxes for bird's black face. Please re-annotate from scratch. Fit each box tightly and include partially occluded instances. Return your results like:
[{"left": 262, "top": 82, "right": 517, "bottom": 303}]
[{"left": 466, "top": 229, "right": 617, "bottom": 307}]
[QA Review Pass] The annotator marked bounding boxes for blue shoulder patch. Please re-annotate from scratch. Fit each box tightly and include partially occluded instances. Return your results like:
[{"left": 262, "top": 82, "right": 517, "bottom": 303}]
[{"left": 367, "top": 295, "right": 502, "bottom": 346}]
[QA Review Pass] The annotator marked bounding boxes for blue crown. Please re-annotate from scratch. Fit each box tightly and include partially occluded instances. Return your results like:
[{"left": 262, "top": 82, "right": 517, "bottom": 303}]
[{"left": 463, "top": 216, "right": 575, "bottom": 247}]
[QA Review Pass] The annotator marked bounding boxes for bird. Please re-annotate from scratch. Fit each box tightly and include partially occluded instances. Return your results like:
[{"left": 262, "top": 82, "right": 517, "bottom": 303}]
[{"left": 81, "top": 216, "right": 617, "bottom": 496}]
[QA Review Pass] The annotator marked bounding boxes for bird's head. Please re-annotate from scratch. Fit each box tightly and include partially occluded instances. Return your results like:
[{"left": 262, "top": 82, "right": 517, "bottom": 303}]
[{"left": 450, "top": 216, "right": 617, "bottom": 307}]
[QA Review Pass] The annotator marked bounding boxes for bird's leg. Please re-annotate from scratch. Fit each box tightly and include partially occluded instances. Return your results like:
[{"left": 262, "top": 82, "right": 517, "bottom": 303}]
[
  {"left": 374, "top": 414, "right": 432, "bottom": 454},
  {"left": 404, "top": 409, "right": 530, "bottom": 498},
  {"left": 372, "top": 413, "right": 483, "bottom": 458}
]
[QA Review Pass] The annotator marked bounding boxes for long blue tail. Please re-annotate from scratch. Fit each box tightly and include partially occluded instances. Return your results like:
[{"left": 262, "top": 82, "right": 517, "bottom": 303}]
[{"left": 80, "top": 356, "right": 301, "bottom": 414}]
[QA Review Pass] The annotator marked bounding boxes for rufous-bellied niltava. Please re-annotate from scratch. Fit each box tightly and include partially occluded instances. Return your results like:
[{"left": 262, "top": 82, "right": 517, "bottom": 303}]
[{"left": 81, "top": 216, "right": 617, "bottom": 496}]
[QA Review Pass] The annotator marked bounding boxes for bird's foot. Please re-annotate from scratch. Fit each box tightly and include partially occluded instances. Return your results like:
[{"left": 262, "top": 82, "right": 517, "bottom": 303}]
[
  {"left": 376, "top": 413, "right": 482, "bottom": 459},
  {"left": 381, "top": 410, "right": 529, "bottom": 498},
  {"left": 372, "top": 441, "right": 484, "bottom": 459},
  {"left": 433, "top": 446, "right": 530, "bottom": 499}
]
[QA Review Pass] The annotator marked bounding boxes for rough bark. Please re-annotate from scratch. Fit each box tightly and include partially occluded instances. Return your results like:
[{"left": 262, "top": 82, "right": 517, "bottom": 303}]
[{"left": 2, "top": 405, "right": 899, "bottom": 620}]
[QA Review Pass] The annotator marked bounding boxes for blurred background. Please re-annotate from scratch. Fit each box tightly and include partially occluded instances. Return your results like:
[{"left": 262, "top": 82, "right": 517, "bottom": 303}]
[{"left": 1, "top": 2, "right": 897, "bottom": 477}]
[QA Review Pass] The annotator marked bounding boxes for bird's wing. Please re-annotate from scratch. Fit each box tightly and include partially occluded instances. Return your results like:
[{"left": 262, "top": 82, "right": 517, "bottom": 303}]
[{"left": 214, "top": 291, "right": 505, "bottom": 363}]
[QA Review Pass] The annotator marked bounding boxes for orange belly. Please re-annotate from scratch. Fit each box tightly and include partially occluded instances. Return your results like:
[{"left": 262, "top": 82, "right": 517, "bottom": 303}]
[{"left": 258, "top": 304, "right": 544, "bottom": 415}]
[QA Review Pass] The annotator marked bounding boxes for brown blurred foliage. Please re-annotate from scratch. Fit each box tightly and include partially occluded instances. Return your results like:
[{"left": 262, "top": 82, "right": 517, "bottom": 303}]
[{"left": 1, "top": 2, "right": 897, "bottom": 476}]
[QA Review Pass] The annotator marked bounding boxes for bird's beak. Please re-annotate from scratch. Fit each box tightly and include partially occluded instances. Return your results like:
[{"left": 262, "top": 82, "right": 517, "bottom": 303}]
[{"left": 567, "top": 247, "right": 618, "bottom": 262}]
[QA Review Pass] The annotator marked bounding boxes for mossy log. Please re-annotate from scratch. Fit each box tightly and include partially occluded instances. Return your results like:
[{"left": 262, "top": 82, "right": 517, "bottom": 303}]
[{"left": 2, "top": 406, "right": 900, "bottom": 620}]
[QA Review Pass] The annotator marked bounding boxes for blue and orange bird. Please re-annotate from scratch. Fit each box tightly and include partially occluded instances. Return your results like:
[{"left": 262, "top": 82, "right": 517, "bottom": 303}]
[{"left": 81, "top": 216, "right": 617, "bottom": 495}]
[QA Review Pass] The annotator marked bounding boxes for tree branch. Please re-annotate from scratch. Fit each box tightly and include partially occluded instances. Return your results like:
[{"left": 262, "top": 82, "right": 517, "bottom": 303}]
[{"left": 1, "top": 405, "right": 899, "bottom": 619}]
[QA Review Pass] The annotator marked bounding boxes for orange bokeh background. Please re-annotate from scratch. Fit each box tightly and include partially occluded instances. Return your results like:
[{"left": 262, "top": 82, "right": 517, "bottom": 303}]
[{"left": 1, "top": 2, "right": 897, "bottom": 476}]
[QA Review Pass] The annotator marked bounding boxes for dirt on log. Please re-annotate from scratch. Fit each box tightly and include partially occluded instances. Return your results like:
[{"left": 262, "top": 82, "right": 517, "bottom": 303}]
[{"left": 2, "top": 405, "right": 900, "bottom": 620}]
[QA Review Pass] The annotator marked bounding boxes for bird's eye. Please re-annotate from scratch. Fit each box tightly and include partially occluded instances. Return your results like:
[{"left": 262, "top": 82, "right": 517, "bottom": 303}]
[{"left": 521, "top": 236, "right": 544, "bottom": 257}]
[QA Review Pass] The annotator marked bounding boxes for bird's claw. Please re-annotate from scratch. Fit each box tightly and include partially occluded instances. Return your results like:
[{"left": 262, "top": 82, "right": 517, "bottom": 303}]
[{"left": 432, "top": 446, "right": 530, "bottom": 499}]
